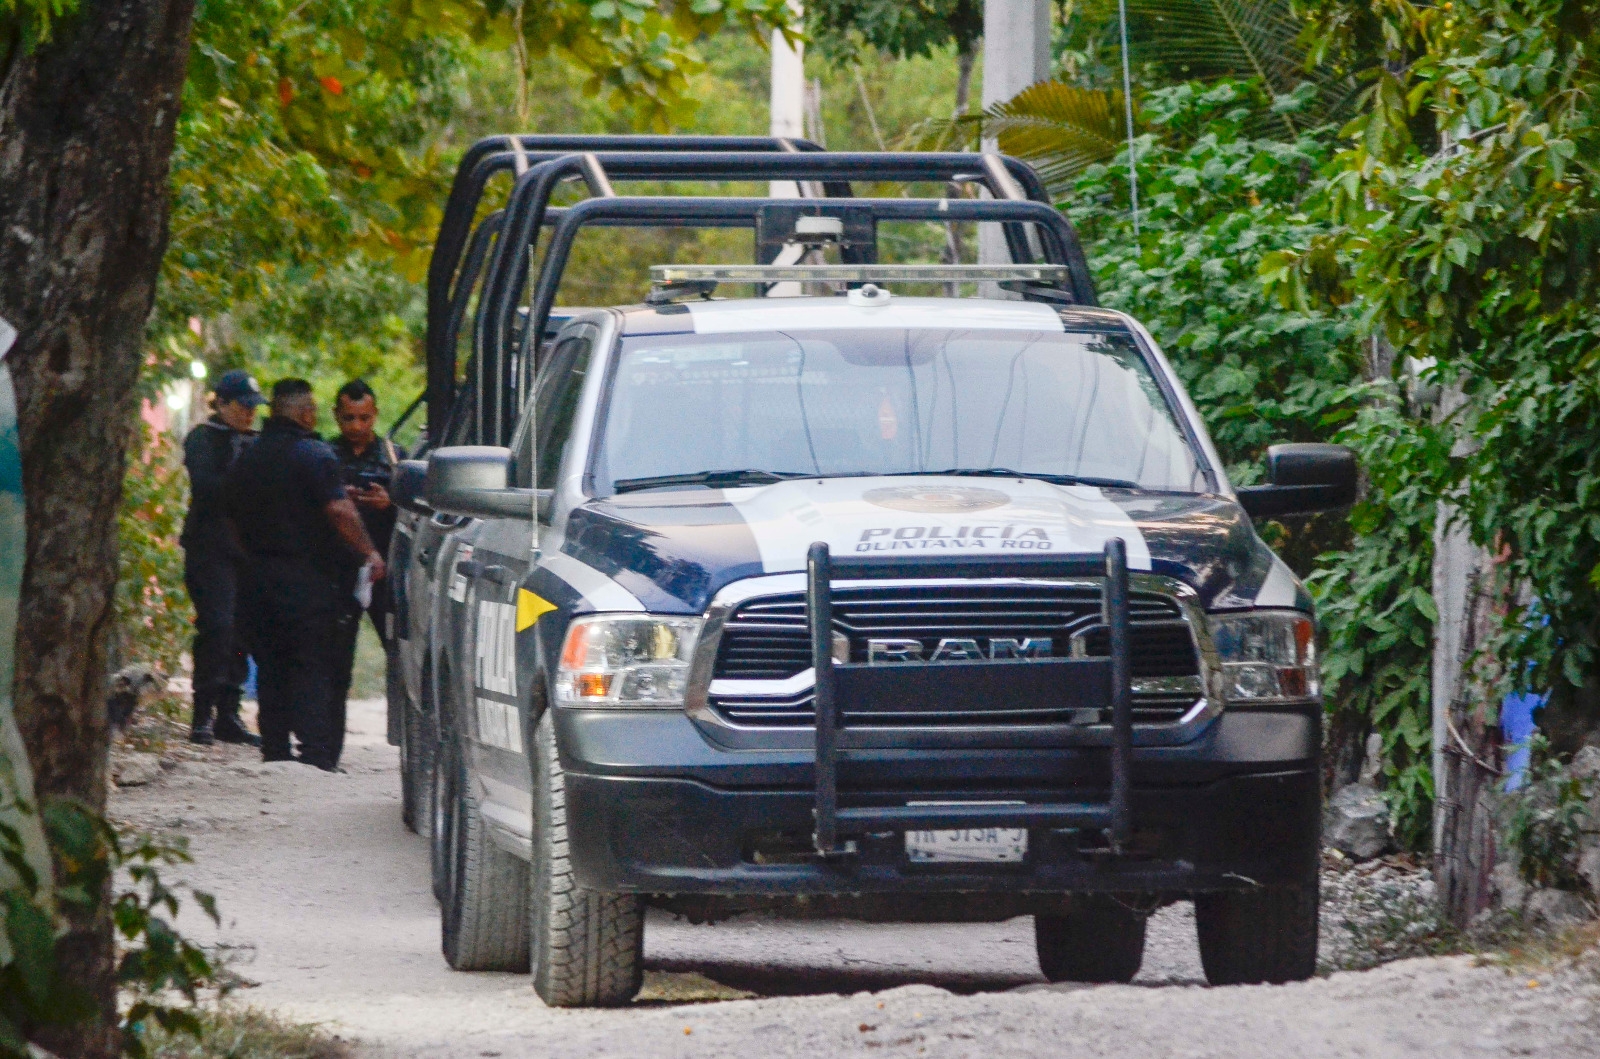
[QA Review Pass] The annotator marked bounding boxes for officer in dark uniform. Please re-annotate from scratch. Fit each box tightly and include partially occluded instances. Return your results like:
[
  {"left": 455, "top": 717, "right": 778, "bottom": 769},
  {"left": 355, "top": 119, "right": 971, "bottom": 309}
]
[
  {"left": 225, "top": 379, "right": 386, "bottom": 771},
  {"left": 180, "top": 369, "right": 265, "bottom": 746},
  {"left": 329, "top": 380, "right": 406, "bottom": 725}
]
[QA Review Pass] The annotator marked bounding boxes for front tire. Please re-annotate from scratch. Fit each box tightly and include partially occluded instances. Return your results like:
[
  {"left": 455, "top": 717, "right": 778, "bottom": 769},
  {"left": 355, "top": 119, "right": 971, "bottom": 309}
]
[
  {"left": 529, "top": 710, "right": 643, "bottom": 1007},
  {"left": 437, "top": 733, "right": 530, "bottom": 972},
  {"left": 1035, "top": 895, "right": 1148, "bottom": 983},
  {"left": 1194, "top": 880, "right": 1319, "bottom": 985}
]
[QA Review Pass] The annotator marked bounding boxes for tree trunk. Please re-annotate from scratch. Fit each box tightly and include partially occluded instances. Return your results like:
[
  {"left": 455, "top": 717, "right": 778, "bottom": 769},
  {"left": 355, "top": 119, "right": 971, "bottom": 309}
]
[
  {"left": 0, "top": 3, "right": 197, "bottom": 1056},
  {"left": 954, "top": 45, "right": 976, "bottom": 118}
]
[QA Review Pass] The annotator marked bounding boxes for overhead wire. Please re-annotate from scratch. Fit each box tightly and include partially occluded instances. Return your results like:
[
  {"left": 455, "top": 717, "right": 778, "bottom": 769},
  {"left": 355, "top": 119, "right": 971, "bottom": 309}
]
[{"left": 1117, "top": 0, "right": 1141, "bottom": 238}]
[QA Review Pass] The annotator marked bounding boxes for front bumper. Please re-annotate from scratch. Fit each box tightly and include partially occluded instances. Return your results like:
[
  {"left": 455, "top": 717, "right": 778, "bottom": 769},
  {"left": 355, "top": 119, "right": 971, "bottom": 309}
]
[{"left": 558, "top": 708, "right": 1321, "bottom": 897}]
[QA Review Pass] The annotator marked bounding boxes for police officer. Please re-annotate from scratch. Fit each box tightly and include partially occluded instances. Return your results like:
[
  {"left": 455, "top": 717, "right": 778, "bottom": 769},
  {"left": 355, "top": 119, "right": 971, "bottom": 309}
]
[
  {"left": 225, "top": 379, "right": 386, "bottom": 771},
  {"left": 329, "top": 380, "right": 406, "bottom": 727},
  {"left": 180, "top": 369, "right": 265, "bottom": 747}
]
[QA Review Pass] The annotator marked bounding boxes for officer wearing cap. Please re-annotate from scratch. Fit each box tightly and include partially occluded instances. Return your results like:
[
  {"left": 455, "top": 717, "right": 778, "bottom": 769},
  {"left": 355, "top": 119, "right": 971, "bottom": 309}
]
[
  {"left": 225, "top": 379, "right": 386, "bottom": 771},
  {"left": 180, "top": 368, "right": 265, "bottom": 746},
  {"left": 328, "top": 380, "right": 407, "bottom": 739}
]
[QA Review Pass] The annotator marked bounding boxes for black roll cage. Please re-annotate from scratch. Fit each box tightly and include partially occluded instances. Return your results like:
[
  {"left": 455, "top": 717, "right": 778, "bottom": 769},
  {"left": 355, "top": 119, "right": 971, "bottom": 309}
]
[
  {"left": 427, "top": 135, "right": 827, "bottom": 439},
  {"left": 427, "top": 139, "right": 1060, "bottom": 439},
  {"left": 446, "top": 194, "right": 1094, "bottom": 447}
]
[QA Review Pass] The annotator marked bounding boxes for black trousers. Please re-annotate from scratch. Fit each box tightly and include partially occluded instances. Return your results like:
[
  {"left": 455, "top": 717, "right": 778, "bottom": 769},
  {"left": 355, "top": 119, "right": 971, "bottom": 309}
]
[
  {"left": 183, "top": 543, "right": 250, "bottom": 728},
  {"left": 242, "top": 557, "right": 350, "bottom": 768},
  {"left": 321, "top": 572, "right": 390, "bottom": 755},
  {"left": 330, "top": 574, "right": 395, "bottom": 746}
]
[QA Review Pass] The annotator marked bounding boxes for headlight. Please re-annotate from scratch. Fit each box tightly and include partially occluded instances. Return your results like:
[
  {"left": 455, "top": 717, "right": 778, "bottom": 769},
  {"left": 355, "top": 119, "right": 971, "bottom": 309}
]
[
  {"left": 1207, "top": 611, "right": 1318, "bottom": 703},
  {"left": 554, "top": 616, "right": 702, "bottom": 708}
]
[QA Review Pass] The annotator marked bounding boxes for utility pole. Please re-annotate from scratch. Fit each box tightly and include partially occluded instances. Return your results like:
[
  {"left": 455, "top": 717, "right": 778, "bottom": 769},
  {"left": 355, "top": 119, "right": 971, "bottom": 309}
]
[{"left": 978, "top": 0, "right": 1053, "bottom": 274}]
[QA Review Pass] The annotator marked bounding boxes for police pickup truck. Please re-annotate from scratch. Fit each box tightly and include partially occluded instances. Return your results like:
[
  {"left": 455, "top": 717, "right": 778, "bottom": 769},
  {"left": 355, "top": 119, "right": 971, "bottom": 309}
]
[{"left": 402, "top": 260, "right": 1354, "bottom": 1007}]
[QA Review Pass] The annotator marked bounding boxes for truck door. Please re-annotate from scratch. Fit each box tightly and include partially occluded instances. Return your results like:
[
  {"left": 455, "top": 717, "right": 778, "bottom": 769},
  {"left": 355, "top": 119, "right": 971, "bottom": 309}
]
[{"left": 462, "top": 326, "right": 598, "bottom": 828}]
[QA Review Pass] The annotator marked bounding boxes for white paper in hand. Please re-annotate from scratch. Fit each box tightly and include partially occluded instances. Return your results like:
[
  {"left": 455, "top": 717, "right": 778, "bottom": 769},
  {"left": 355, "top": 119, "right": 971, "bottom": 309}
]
[{"left": 355, "top": 559, "right": 375, "bottom": 610}]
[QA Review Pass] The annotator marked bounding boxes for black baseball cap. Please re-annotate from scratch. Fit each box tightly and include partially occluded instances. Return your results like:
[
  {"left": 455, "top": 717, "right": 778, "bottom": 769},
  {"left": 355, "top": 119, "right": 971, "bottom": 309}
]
[{"left": 213, "top": 369, "right": 266, "bottom": 407}]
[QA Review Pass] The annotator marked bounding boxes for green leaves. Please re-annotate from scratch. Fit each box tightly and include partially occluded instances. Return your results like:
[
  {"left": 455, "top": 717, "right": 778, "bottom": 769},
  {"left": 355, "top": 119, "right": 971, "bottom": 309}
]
[
  {"left": 806, "top": 0, "right": 983, "bottom": 65},
  {"left": 1500, "top": 733, "right": 1594, "bottom": 889},
  {"left": 1293, "top": 0, "right": 1600, "bottom": 710},
  {"left": 116, "top": 424, "right": 190, "bottom": 677},
  {"left": 157, "top": 0, "right": 805, "bottom": 375},
  {"left": 0, "top": 0, "right": 80, "bottom": 57},
  {"left": 941, "top": 79, "right": 1125, "bottom": 195},
  {"left": 1123, "top": 0, "right": 1308, "bottom": 111},
  {"left": 1, "top": 795, "right": 219, "bottom": 1059}
]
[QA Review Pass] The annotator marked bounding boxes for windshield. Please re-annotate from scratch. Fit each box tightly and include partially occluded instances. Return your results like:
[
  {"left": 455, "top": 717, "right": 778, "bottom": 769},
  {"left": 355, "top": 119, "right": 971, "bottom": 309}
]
[{"left": 592, "top": 327, "right": 1208, "bottom": 494}]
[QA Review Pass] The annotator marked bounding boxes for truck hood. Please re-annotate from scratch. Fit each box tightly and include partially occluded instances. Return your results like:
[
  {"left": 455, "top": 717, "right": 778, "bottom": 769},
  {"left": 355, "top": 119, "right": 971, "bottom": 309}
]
[{"left": 558, "top": 476, "right": 1307, "bottom": 615}]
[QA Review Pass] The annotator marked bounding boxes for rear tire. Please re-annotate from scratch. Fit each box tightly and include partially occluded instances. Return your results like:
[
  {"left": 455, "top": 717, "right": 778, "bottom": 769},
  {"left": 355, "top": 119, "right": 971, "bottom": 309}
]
[
  {"left": 398, "top": 679, "right": 420, "bottom": 833},
  {"left": 429, "top": 744, "right": 449, "bottom": 903},
  {"left": 438, "top": 732, "right": 530, "bottom": 972},
  {"left": 1194, "top": 880, "right": 1319, "bottom": 985},
  {"left": 1035, "top": 895, "right": 1148, "bottom": 983},
  {"left": 529, "top": 710, "right": 643, "bottom": 1007}
]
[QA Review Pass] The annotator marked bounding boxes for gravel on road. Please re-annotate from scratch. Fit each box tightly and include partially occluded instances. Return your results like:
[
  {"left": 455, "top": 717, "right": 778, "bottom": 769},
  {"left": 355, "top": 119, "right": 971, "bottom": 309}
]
[{"left": 111, "top": 701, "right": 1600, "bottom": 1059}]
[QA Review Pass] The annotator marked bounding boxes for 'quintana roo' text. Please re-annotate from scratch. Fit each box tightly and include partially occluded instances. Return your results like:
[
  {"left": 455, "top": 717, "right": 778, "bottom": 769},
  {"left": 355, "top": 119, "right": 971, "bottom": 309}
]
[{"left": 855, "top": 525, "right": 1053, "bottom": 552}]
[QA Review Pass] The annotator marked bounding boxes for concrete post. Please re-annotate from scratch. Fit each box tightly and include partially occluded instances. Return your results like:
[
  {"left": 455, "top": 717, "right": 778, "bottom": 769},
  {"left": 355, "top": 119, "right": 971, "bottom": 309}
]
[
  {"left": 770, "top": 9, "right": 804, "bottom": 200},
  {"left": 978, "top": 0, "right": 1054, "bottom": 274},
  {"left": 767, "top": 6, "right": 808, "bottom": 294}
]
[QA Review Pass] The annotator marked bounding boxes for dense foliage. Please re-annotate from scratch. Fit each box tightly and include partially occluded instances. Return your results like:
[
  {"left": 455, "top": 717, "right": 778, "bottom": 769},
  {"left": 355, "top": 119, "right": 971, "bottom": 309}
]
[
  {"left": 1062, "top": 80, "right": 1442, "bottom": 842},
  {"left": 1067, "top": 82, "right": 1360, "bottom": 481},
  {"left": 1034, "top": 0, "right": 1600, "bottom": 844},
  {"left": 1282, "top": 0, "right": 1600, "bottom": 739}
]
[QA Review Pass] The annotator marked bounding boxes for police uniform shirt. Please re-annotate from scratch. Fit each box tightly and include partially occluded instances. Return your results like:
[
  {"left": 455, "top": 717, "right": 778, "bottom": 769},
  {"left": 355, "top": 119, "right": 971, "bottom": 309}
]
[
  {"left": 181, "top": 417, "right": 256, "bottom": 552},
  {"left": 225, "top": 417, "right": 351, "bottom": 581},
  {"left": 332, "top": 434, "right": 407, "bottom": 555}
]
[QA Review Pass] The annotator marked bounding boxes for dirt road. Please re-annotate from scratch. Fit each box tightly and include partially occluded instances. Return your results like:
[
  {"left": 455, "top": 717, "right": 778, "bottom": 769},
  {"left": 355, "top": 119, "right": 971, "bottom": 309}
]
[{"left": 112, "top": 701, "right": 1600, "bottom": 1059}]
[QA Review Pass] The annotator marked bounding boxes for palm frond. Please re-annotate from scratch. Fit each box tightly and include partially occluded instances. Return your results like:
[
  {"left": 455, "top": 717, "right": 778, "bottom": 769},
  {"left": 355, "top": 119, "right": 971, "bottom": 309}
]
[
  {"left": 902, "top": 81, "right": 1123, "bottom": 198},
  {"left": 982, "top": 80, "right": 1125, "bottom": 197},
  {"left": 1119, "top": 0, "right": 1358, "bottom": 133},
  {"left": 1125, "top": 0, "right": 1303, "bottom": 94}
]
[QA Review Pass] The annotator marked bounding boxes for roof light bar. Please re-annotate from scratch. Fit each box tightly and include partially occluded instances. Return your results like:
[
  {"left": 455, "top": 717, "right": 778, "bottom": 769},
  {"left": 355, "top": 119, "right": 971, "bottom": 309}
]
[{"left": 649, "top": 264, "right": 1072, "bottom": 284}]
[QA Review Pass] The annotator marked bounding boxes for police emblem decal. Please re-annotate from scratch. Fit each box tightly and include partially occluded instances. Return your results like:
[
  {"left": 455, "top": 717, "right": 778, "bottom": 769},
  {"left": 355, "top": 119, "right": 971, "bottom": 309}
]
[{"left": 861, "top": 485, "right": 1012, "bottom": 514}]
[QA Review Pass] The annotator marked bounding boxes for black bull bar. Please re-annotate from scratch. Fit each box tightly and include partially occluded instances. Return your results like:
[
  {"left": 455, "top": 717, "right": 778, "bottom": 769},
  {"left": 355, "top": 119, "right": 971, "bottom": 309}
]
[{"left": 804, "top": 539, "right": 1135, "bottom": 859}]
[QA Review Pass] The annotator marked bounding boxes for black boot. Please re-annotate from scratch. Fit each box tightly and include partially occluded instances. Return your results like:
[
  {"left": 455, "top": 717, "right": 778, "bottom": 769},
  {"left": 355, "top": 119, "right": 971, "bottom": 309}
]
[
  {"left": 189, "top": 691, "right": 216, "bottom": 746},
  {"left": 213, "top": 692, "right": 262, "bottom": 747}
]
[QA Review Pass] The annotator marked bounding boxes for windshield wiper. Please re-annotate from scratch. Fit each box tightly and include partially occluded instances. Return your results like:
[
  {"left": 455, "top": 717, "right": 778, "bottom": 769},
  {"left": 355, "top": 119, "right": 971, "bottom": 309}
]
[
  {"left": 885, "top": 468, "right": 1141, "bottom": 490},
  {"left": 612, "top": 469, "right": 812, "bottom": 494}
]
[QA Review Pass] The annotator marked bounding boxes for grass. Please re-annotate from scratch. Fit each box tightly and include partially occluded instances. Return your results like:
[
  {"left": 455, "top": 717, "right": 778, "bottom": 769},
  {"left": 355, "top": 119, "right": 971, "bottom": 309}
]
[
  {"left": 1477, "top": 918, "right": 1600, "bottom": 976},
  {"left": 143, "top": 1008, "right": 353, "bottom": 1059},
  {"left": 347, "top": 620, "right": 388, "bottom": 701}
]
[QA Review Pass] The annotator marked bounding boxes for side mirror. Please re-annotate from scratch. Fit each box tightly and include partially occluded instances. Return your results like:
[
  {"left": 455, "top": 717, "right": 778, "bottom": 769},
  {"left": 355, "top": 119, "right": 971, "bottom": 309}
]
[
  {"left": 391, "top": 459, "right": 429, "bottom": 513},
  {"left": 425, "top": 446, "right": 541, "bottom": 520},
  {"left": 1236, "top": 443, "right": 1357, "bottom": 520}
]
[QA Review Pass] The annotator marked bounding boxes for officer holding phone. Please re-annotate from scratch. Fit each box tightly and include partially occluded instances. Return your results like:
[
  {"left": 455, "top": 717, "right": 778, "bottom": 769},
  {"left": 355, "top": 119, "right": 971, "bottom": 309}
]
[{"left": 329, "top": 380, "right": 406, "bottom": 725}]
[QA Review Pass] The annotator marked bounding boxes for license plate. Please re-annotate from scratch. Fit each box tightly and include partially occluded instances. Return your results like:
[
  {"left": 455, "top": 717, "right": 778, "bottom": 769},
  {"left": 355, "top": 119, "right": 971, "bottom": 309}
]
[{"left": 904, "top": 803, "right": 1028, "bottom": 863}]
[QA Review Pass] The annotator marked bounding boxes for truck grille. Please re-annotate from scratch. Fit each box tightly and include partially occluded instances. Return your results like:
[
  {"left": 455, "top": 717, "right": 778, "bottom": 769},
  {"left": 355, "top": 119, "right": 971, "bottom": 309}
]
[{"left": 709, "top": 584, "right": 1204, "bottom": 727}]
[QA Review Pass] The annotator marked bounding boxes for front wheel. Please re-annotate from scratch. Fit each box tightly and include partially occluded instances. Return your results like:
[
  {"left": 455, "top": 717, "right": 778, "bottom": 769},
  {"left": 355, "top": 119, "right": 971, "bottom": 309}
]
[
  {"left": 529, "top": 710, "right": 644, "bottom": 1007},
  {"left": 1035, "top": 895, "right": 1148, "bottom": 983},
  {"left": 1194, "top": 880, "right": 1319, "bottom": 985}
]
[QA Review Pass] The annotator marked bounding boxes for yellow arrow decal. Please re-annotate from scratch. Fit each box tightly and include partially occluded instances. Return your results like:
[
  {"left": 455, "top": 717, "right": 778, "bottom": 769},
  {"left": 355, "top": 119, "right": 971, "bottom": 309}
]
[{"left": 516, "top": 588, "right": 558, "bottom": 631}]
